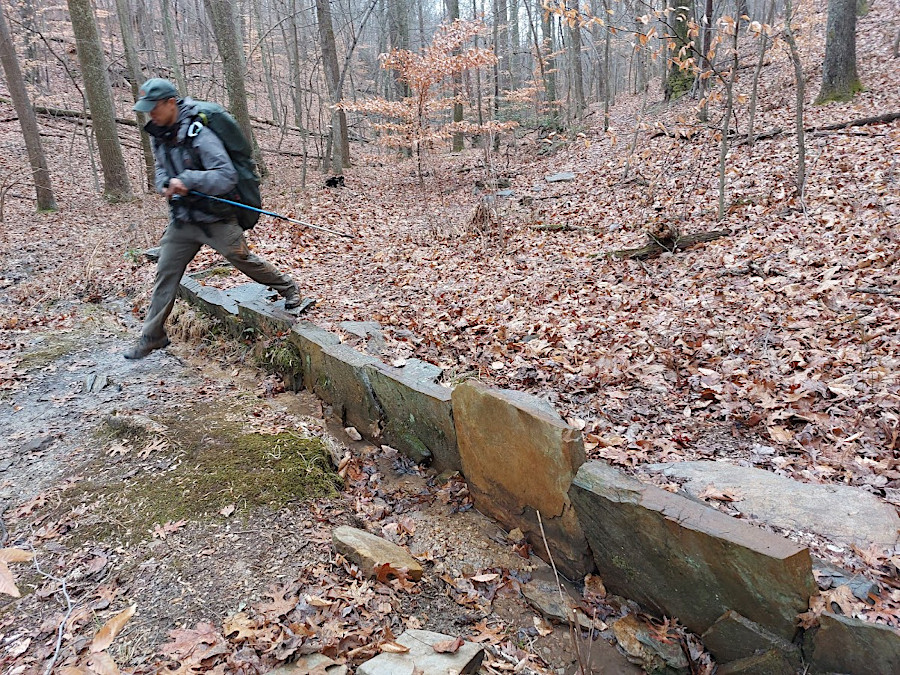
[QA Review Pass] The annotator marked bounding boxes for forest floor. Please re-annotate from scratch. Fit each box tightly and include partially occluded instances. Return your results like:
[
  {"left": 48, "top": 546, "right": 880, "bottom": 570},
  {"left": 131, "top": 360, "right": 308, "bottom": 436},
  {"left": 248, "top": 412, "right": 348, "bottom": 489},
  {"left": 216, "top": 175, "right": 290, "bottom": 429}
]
[{"left": 1, "top": 0, "right": 899, "bottom": 671}]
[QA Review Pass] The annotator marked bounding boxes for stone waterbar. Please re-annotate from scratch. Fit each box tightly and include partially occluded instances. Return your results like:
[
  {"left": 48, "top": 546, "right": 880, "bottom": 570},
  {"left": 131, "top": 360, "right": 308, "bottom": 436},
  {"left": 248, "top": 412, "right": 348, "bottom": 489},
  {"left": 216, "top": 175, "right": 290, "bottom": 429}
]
[{"left": 177, "top": 278, "right": 900, "bottom": 673}]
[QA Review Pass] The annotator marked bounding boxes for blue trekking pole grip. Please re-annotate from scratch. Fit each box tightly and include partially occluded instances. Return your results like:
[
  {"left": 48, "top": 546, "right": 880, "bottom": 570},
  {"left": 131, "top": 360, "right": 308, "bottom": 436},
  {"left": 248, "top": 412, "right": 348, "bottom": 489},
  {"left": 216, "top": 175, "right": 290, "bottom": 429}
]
[{"left": 189, "top": 190, "right": 355, "bottom": 239}]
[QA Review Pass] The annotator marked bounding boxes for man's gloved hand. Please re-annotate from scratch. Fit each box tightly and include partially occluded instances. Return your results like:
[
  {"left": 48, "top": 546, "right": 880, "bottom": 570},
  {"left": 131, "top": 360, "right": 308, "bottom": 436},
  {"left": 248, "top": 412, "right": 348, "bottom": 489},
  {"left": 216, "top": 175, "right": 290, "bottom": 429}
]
[{"left": 163, "top": 177, "right": 188, "bottom": 199}]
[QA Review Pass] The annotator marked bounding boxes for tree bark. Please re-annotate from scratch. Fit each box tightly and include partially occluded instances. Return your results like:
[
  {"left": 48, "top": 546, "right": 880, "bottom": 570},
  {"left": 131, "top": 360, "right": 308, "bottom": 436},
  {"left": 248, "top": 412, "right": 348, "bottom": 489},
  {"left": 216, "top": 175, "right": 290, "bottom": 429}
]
[
  {"left": 783, "top": 0, "right": 806, "bottom": 196},
  {"left": 816, "top": 0, "right": 861, "bottom": 103},
  {"left": 114, "top": 0, "right": 155, "bottom": 191},
  {"left": 0, "top": 5, "right": 56, "bottom": 211},
  {"left": 202, "top": 0, "right": 267, "bottom": 176},
  {"left": 315, "top": 0, "right": 350, "bottom": 172},
  {"left": 446, "top": 0, "right": 465, "bottom": 152},
  {"left": 161, "top": 0, "right": 187, "bottom": 95},
  {"left": 567, "top": 0, "right": 585, "bottom": 117},
  {"left": 66, "top": 0, "right": 133, "bottom": 201}
]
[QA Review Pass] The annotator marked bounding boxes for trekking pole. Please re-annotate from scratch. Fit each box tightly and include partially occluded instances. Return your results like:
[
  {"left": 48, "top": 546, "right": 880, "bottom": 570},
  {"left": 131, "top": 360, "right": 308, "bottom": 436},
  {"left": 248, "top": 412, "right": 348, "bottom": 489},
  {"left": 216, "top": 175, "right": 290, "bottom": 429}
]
[{"left": 189, "top": 190, "right": 355, "bottom": 239}]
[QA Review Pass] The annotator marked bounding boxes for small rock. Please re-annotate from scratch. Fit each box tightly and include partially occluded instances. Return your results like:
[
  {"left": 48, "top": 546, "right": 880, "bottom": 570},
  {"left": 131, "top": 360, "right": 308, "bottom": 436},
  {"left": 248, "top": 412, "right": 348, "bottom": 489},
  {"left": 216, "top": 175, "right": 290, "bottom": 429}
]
[
  {"left": 332, "top": 525, "right": 423, "bottom": 581},
  {"left": 356, "top": 629, "right": 483, "bottom": 675},
  {"left": 344, "top": 427, "right": 363, "bottom": 441},
  {"left": 522, "top": 565, "right": 593, "bottom": 629},
  {"left": 545, "top": 171, "right": 576, "bottom": 183},
  {"left": 268, "top": 654, "right": 348, "bottom": 674},
  {"left": 612, "top": 614, "right": 689, "bottom": 674}
]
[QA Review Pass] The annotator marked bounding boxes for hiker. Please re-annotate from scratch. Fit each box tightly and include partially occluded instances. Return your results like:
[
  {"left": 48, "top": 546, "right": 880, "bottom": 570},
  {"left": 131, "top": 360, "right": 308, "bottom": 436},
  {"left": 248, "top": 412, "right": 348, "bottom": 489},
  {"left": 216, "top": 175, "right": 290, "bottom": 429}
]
[{"left": 125, "top": 78, "right": 302, "bottom": 360}]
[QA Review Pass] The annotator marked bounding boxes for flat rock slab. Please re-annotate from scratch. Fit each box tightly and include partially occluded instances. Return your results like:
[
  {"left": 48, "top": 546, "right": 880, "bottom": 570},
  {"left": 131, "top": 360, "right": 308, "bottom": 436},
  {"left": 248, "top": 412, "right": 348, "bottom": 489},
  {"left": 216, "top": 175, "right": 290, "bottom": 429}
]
[
  {"left": 700, "top": 610, "right": 801, "bottom": 665},
  {"left": 332, "top": 525, "right": 423, "bottom": 581},
  {"left": 268, "top": 654, "right": 347, "bottom": 674},
  {"left": 570, "top": 460, "right": 816, "bottom": 639},
  {"left": 545, "top": 171, "right": 575, "bottom": 182},
  {"left": 646, "top": 461, "right": 900, "bottom": 547},
  {"left": 453, "top": 381, "right": 593, "bottom": 580},
  {"left": 807, "top": 612, "right": 900, "bottom": 675},
  {"left": 356, "top": 629, "right": 483, "bottom": 675}
]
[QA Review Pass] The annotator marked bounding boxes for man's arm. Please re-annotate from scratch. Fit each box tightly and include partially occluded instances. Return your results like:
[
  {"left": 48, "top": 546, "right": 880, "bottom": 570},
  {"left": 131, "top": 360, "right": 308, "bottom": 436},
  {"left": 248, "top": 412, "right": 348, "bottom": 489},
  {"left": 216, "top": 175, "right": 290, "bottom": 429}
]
[{"left": 172, "top": 126, "right": 238, "bottom": 197}]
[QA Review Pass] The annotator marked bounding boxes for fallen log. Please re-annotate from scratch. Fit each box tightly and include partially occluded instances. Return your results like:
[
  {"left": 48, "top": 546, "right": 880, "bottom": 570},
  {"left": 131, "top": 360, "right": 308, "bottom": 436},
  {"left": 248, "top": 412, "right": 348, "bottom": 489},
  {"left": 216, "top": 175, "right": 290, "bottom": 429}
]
[
  {"left": 810, "top": 111, "right": 900, "bottom": 131},
  {"left": 610, "top": 229, "right": 730, "bottom": 260}
]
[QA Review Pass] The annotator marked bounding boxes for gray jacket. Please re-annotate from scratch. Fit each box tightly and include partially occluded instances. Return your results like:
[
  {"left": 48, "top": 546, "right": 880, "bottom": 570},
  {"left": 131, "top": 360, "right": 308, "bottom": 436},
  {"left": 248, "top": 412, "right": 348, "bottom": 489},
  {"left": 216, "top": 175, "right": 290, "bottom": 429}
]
[{"left": 146, "top": 97, "right": 237, "bottom": 225}]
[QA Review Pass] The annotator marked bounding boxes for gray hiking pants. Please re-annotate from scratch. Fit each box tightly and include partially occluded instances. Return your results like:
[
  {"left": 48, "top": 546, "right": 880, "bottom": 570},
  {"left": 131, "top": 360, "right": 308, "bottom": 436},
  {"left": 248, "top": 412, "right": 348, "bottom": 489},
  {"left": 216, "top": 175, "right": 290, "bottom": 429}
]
[{"left": 141, "top": 217, "right": 295, "bottom": 341}]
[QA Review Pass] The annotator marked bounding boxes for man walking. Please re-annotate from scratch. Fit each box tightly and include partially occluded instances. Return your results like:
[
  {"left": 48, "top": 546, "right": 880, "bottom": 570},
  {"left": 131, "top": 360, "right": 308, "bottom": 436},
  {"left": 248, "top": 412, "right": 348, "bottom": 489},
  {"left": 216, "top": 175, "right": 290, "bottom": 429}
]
[{"left": 125, "top": 78, "right": 302, "bottom": 360}]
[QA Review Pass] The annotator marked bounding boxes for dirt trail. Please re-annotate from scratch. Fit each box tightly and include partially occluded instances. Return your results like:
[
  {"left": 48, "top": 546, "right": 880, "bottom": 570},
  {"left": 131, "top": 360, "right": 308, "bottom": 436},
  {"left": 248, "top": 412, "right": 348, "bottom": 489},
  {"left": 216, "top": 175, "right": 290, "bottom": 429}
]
[{"left": 0, "top": 302, "right": 640, "bottom": 674}]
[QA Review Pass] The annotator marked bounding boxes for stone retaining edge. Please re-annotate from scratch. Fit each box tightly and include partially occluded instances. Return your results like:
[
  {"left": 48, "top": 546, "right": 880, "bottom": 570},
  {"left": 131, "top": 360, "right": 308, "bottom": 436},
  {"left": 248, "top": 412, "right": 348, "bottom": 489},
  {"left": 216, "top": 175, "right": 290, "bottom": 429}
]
[{"left": 176, "top": 279, "right": 895, "bottom": 673}]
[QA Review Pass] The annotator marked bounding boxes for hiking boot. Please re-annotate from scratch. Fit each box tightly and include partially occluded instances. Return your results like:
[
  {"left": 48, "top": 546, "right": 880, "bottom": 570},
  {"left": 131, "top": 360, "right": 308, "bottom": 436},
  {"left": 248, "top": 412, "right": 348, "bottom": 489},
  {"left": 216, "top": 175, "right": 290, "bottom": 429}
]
[
  {"left": 282, "top": 284, "right": 303, "bottom": 310},
  {"left": 124, "top": 334, "right": 170, "bottom": 360}
]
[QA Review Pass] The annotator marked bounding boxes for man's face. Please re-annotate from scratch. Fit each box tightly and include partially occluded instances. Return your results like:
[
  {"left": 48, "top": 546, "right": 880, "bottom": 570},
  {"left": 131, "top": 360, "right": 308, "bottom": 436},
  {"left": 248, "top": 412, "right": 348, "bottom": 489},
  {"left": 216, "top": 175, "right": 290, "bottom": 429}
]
[{"left": 149, "top": 97, "right": 178, "bottom": 128}]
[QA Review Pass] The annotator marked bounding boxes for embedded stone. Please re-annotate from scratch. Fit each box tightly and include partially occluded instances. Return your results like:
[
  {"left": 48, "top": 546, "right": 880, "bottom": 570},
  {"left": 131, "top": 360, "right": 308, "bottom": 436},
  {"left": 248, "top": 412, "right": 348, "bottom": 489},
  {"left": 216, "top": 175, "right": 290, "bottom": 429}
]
[
  {"left": 646, "top": 461, "right": 900, "bottom": 547},
  {"left": 356, "top": 629, "right": 483, "bottom": 675},
  {"left": 716, "top": 650, "right": 797, "bottom": 675},
  {"left": 365, "top": 361, "right": 458, "bottom": 472},
  {"left": 289, "top": 321, "right": 341, "bottom": 395},
  {"left": 569, "top": 461, "right": 816, "bottom": 639},
  {"left": 317, "top": 343, "right": 382, "bottom": 438},
  {"left": 332, "top": 526, "right": 423, "bottom": 581},
  {"left": 807, "top": 612, "right": 900, "bottom": 674},
  {"left": 452, "top": 381, "right": 593, "bottom": 580},
  {"left": 701, "top": 610, "right": 801, "bottom": 665},
  {"left": 612, "top": 614, "right": 689, "bottom": 674}
]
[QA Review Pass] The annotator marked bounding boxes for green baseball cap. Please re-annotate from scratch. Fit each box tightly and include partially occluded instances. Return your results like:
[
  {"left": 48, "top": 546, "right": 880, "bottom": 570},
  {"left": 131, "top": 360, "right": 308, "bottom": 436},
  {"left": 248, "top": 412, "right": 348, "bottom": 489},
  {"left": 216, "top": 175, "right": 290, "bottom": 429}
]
[{"left": 133, "top": 78, "right": 178, "bottom": 112}]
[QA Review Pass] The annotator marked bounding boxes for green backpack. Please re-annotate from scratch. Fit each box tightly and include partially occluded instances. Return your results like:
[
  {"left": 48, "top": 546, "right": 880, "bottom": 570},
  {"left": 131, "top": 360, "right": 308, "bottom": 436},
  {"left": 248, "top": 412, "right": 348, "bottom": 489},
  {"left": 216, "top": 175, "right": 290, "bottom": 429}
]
[{"left": 187, "top": 101, "right": 262, "bottom": 230}]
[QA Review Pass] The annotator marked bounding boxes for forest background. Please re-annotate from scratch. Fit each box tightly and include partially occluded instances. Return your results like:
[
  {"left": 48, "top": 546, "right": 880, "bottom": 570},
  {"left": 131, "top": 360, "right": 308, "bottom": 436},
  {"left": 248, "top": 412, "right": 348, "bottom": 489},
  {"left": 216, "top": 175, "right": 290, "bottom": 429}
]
[{"left": 0, "top": 0, "right": 898, "bottom": 668}]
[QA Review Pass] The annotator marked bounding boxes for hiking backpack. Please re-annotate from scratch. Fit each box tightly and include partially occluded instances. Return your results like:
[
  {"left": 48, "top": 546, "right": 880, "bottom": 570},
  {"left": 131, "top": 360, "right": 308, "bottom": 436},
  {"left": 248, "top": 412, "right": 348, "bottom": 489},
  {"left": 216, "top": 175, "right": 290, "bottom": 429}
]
[{"left": 187, "top": 102, "right": 262, "bottom": 230}]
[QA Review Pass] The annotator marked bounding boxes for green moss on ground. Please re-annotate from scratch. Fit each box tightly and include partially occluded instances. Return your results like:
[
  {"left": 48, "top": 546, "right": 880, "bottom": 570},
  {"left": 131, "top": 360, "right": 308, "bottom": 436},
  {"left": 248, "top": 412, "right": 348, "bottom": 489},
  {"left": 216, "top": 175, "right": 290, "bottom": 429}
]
[{"left": 67, "top": 405, "right": 341, "bottom": 545}]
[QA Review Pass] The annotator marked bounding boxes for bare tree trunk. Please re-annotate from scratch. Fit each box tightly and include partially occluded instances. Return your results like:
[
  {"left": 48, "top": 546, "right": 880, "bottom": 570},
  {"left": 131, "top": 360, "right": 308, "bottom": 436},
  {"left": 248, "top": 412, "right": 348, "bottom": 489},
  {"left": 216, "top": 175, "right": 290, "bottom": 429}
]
[
  {"left": 161, "top": 0, "right": 187, "bottom": 94},
  {"left": 698, "top": 0, "right": 713, "bottom": 121},
  {"left": 0, "top": 5, "right": 56, "bottom": 211},
  {"left": 746, "top": 0, "right": 775, "bottom": 146},
  {"left": 115, "top": 0, "right": 155, "bottom": 191},
  {"left": 717, "top": 4, "right": 739, "bottom": 221},
  {"left": 253, "top": 0, "right": 281, "bottom": 124},
  {"left": 508, "top": 0, "right": 520, "bottom": 89},
  {"left": 67, "top": 0, "right": 133, "bottom": 201},
  {"left": 540, "top": 0, "right": 557, "bottom": 121},
  {"left": 816, "top": 0, "right": 862, "bottom": 103},
  {"left": 567, "top": 0, "right": 585, "bottom": 117},
  {"left": 894, "top": 27, "right": 900, "bottom": 58},
  {"left": 783, "top": 0, "right": 806, "bottom": 197},
  {"left": 665, "top": 0, "right": 693, "bottom": 100},
  {"left": 316, "top": 0, "right": 350, "bottom": 172},
  {"left": 446, "top": 0, "right": 465, "bottom": 151},
  {"left": 202, "top": 0, "right": 267, "bottom": 176}
]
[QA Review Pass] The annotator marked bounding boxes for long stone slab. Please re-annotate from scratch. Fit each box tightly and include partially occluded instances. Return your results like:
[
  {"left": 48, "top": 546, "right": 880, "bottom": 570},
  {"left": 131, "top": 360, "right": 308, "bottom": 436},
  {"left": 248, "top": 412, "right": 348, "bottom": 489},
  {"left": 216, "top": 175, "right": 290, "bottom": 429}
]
[
  {"left": 569, "top": 460, "right": 816, "bottom": 639},
  {"left": 701, "top": 610, "right": 801, "bottom": 666},
  {"left": 807, "top": 612, "right": 900, "bottom": 674},
  {"left": 317, "top": 342, "right": 383, "bottom": 439},
  {"left": 356, "top": 629, "right": 483, "bottom": 675},
  {"left": 646, "top": 461, "right": 900, "bottom": 547},
  {"left": 288, "top": 321, "right": 341, "bottom": 393},
  {"left": 452, "top": 381, "right": 593, "bottom": 580},
  {"left": 365, "top": 361, "right": 458, "bottom": 471}
]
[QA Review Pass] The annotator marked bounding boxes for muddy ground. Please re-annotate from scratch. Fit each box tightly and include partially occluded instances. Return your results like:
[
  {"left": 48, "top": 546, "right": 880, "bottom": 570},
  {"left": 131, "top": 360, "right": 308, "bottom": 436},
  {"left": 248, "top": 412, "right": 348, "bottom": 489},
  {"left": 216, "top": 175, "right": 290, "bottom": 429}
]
[{"left": 0, "top": 299, "right": 643, "bottom": 674}]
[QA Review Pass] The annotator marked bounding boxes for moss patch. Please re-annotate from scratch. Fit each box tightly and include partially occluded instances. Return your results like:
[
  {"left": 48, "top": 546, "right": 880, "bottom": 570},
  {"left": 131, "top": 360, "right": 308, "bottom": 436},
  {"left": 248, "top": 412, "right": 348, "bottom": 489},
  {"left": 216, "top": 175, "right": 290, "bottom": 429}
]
[
  {"left": 18, "top": 331, "right": 85, "bottom": 369},
  {"left": 67, "top": 406, "right": 341, "bottom": 545}
]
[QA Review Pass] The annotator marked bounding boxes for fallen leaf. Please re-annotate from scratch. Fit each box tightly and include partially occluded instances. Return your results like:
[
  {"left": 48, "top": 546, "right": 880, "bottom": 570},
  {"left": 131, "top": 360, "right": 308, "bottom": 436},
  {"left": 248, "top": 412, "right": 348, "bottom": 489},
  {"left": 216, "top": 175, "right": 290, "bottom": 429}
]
[
  {"left": 86, "top": 651, "right": 120, "bottom": 675},
  {"left": 433, "top": 636, "right": 464, "bottom": 653},
  {"left": 380, "top": 640, "right": 411, "bottom": 653},
  {"left": 91, "top": 604, "right": 137, "bottom": 652},
  {"left": 471, "top": 573, "right": 500, "bottom": 583},
  {"left": 219, "top": 504, "right": 235, "bottom": 517},
  {"left": 697, "top": 485, "right": 744, "bottom": 502}
]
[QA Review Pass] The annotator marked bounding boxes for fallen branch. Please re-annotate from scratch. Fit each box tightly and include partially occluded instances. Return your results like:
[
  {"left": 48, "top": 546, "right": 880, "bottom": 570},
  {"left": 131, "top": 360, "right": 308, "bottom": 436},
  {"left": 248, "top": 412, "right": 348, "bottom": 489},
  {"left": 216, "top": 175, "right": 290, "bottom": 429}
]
[
  {"left": 810, "top": 111, "right": 900, "bottom": 131},
  {"left": 610, "top": 229, "right": 730, "bottom": 260},
  {"left": 851, "top": 287, "right": 900, "bottom": 297}
]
